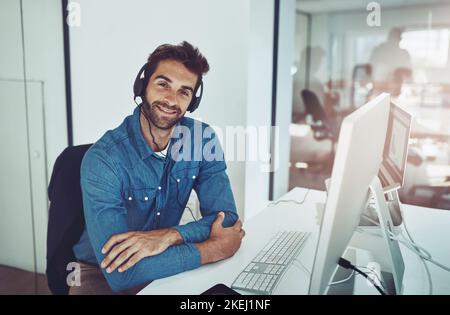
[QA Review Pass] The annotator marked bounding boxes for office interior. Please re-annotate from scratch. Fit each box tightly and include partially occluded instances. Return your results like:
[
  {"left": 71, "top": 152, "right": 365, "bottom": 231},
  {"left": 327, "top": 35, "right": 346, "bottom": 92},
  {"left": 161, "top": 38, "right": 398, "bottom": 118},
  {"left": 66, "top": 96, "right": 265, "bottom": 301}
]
[
  {"left": 0, "top": 0, "right": 449, "bottom": 295},
  {"left": 290, "top": 0, "right": 450, "bottom": 212}
]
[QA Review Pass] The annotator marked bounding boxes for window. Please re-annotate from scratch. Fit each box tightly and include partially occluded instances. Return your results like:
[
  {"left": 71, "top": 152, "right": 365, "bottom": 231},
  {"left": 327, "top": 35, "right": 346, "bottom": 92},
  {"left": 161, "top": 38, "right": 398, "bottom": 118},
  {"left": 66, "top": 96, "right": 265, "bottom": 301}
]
[{"left": 400, "top": 28, "right": 450, "bottom": 68}]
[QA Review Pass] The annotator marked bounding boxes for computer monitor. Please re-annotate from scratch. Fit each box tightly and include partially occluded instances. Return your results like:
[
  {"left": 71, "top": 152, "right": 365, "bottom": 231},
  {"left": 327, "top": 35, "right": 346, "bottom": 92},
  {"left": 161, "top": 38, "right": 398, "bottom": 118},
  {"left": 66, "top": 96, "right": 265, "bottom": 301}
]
[
  {"left": 309, "top": 93, "right": 403, "bottom": 295},
  {"left": 360, "top": 101, "right": 412, "bottom": 227},
  {"left": 378, "top": 102, "right": 412, "bottom": 191}
]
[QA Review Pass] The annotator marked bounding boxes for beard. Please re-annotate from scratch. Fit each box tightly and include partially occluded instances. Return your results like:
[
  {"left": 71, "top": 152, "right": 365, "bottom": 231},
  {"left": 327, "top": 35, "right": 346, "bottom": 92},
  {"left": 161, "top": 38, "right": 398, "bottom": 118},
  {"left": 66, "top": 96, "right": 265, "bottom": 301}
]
[{"left": 142, "top": 100, "right": 183, "bottom": 130}]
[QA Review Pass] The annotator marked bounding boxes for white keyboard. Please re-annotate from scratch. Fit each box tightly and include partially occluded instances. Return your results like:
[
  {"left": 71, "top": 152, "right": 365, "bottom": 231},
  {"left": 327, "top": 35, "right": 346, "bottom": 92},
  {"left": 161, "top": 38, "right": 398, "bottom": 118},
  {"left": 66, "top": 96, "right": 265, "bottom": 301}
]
[{"left": 231, "top": 231, "right": 310, "bottom": 294}]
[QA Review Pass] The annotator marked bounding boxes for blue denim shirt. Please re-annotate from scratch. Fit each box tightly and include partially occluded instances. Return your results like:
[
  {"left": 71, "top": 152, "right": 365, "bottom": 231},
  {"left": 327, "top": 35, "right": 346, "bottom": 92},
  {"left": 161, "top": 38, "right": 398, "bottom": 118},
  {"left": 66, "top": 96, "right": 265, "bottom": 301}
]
[{"left": 73, "top": 107, "right": 238, "bottom": 292}]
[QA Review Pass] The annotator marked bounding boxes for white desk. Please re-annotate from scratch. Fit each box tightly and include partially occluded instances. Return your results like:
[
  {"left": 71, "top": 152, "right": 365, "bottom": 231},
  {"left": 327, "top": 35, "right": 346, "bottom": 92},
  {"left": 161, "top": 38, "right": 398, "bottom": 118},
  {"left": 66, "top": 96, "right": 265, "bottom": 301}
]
[{"left": 138, "top": 188, "right": 450, "bottom": 295}]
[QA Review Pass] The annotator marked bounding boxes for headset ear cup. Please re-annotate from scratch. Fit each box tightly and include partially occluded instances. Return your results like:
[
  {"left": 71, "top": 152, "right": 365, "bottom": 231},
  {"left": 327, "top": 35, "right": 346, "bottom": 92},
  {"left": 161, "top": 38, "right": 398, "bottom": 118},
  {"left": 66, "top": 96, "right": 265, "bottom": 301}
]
[
  {"left": 133, "top": 64, "right": 148, "bottom": 102},
  {"left": 188, "top": 81, "right": 203, "bottom": 112},
  {"left": 188, "top": 99, "right": 197, "bottom": 113},
  {"left": 187, "top": 100, "right": 193, "bottom": 112},
  {"left": 133, "top": 78, "right": 144, "bottom": 100}
]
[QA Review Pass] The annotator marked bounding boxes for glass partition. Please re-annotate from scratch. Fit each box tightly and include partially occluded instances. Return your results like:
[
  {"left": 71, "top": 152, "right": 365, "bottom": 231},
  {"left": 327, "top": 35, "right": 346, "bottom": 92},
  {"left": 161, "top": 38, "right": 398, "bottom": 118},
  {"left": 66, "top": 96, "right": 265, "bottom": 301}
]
[{"left": 290, "top": 0, "right": 450, "bottom": 209}]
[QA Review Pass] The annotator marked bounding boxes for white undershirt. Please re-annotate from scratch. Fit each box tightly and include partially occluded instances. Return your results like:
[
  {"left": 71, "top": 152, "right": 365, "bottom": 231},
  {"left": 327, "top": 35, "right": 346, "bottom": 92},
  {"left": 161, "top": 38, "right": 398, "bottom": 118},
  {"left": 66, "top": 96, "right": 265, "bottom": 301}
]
[
  {"left": 152, "top": 127, "right": 174, "bottom": 158},
  {"left": 154, "top": 143, "right": 169, "bottom": 158}
]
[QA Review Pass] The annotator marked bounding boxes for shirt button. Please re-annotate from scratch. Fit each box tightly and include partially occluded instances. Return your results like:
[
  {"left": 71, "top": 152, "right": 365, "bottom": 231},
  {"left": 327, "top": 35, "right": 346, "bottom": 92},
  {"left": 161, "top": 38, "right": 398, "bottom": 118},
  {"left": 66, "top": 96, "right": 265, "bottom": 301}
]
[
  {"left": 176, "top": 178, "right": 180, "bottom": 183},
  {"left": 128, "top": 196, "right": 132, "bottom": 201},
  {"left": 192, "top": 175, "right": 196, "bottom": 179},
  {"left": 144, "top": 196, "right": 148, "bottom": 201},
  {"left": 157, "top": 212, "right": 161, "bottom": 216},
  {"left": 158, "top": 186, "right": 161, "bottom": 190}
]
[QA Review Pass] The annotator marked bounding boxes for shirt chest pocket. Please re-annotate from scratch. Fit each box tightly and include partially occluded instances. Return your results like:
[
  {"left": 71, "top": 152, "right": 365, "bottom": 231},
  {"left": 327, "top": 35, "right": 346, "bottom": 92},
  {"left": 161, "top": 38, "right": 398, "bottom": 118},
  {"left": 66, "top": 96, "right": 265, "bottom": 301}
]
[
  {"left": 124, "top": 188, "right": 157, "bottom": 213},
  {"left": 170, "top": 166, "right": 199, "bottom": 207}
]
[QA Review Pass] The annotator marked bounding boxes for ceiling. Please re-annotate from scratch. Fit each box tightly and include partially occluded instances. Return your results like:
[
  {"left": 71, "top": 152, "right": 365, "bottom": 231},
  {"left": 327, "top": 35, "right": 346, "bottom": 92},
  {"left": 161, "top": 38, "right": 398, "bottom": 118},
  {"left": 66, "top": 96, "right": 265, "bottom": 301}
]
[{"left": 296, "top": 0, "right": 450, "bottom": 14}]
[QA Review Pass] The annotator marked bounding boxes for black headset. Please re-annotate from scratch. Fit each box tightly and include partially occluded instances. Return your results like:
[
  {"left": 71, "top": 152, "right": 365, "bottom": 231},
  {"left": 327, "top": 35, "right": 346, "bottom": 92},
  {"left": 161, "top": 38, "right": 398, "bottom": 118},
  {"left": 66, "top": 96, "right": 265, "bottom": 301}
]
[{"left": 133, "top": 63, "right": 203, "bottom": 113}]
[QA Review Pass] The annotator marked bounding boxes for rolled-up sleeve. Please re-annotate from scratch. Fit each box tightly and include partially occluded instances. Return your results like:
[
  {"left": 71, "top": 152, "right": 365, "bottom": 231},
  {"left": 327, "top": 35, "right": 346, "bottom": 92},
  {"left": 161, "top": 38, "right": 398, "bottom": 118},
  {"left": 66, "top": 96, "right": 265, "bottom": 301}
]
[{"left": 81, "top": 148, "right": 201, "bottom": 292}]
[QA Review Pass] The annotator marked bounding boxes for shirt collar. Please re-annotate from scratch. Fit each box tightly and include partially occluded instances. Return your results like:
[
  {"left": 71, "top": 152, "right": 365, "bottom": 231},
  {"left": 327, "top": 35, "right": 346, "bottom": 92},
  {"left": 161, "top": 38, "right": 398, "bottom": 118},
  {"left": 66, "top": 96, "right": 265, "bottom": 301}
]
[{"left": 130, "top": 106, "right": 182, "bottom": 161}]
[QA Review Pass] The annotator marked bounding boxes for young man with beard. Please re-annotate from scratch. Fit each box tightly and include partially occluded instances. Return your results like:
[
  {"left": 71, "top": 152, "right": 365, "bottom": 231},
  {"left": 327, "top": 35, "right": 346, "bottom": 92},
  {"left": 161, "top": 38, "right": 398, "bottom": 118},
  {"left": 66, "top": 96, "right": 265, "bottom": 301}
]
[{"left": 70, "top": 42, "right": 244, "bottom": 294}]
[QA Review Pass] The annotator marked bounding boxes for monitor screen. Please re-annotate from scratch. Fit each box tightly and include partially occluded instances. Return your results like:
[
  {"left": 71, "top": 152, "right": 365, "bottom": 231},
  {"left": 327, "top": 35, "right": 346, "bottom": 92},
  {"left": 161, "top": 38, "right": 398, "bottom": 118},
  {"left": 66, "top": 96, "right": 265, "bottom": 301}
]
[{"left": 378, "top": 102, "right": 412, "bottom": 189}]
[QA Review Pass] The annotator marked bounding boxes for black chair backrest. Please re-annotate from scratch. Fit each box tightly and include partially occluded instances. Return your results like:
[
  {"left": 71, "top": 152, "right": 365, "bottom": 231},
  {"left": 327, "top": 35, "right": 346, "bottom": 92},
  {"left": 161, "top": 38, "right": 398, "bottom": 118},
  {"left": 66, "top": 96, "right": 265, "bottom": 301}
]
[
  {"left": 46, "top": 144, "right": 92, "bottom": 295},
  {"left": 301, "top": 89, "right": 327, "bottom": 122}
]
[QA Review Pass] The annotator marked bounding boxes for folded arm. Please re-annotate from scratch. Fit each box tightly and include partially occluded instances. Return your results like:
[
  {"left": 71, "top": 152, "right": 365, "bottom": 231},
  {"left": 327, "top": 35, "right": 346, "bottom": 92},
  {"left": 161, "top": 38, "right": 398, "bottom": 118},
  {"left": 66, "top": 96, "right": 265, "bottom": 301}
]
[
  {"left": 174, "top": 141, "right": 239, "bottom": 244},
  {"left": 81, "top": 149, "right": 201, "bottom": 292}
]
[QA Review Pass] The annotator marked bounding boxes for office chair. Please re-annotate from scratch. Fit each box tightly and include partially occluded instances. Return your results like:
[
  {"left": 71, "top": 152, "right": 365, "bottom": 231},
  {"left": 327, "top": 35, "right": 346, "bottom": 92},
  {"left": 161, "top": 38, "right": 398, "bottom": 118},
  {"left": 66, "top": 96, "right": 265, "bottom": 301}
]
[
  {"left": 46, "top": 144, "right": 92, "bottom": 295},
  {"left": 351, "top": 64, "right": 373, "bottom": 109},
  {"left": 301, "top": 89, "right": 338, "bottom": 168}
]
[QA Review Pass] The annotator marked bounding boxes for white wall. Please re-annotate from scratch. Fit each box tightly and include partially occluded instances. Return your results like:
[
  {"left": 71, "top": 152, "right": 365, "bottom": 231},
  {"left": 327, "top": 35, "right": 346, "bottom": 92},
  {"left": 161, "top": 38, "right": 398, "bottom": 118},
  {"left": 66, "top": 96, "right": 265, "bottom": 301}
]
[
  {"left": 22, "top": 0, "right": 68, "bottom": 273},
  {"left": 70, "top": 0, "right": 283, "bottom": 220},
  {"left": 23, "top": 0, "right": 68, "bottom": 180},
  {"left": 0, "top": 0, "right": 67, "bottom": 273},
  {"left": 244, "top": 0, "right": 274, "bottom": 220}
]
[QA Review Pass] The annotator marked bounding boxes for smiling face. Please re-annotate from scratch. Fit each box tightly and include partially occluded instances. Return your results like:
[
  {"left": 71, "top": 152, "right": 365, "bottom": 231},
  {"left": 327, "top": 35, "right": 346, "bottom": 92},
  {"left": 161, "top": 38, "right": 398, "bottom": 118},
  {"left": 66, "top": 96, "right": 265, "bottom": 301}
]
[{"left": 143, "top": 59, "right": 198, "bottom": 130}]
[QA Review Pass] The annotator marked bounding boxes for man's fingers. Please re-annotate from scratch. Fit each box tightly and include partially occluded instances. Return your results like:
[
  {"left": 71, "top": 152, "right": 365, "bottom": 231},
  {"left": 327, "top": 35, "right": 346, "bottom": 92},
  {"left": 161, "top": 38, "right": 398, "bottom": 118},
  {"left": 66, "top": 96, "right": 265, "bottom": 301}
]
[
  {"left": 212, "top": 211, "right": 225, "bottom": 229},
  {"left": 119, "top": 252, "right": 144, "bottom": 272},
  {"left": 102, "top": 232, "right": 132, "bottom": 254},
  {"left": 109, "top": 245, "right": 140, "bottom": 274},
  {"left": 233, "top": 219, "right": 243, "bottom": 231},
  {"left": 102, "top": 237, "right": 135, "bottom": 271}
]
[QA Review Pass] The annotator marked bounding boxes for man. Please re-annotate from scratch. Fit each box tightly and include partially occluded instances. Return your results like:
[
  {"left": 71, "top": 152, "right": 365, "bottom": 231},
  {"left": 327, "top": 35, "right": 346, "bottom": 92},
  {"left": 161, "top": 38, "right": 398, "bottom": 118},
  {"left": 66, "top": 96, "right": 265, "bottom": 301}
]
[
  {"left": 369, "top": 27, "right": 412, "bottom": 96},
  {"left": 71, "top": 41, "right": 244, "bottom": 294}
]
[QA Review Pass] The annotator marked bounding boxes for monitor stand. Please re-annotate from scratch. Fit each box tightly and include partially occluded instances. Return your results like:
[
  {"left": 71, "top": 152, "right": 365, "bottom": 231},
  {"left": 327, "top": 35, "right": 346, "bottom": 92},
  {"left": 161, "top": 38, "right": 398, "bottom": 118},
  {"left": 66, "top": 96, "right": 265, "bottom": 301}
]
[
  {"left": 360, "top": 183, "right": 403, "bottom": 227},
  {"left": 325, "top": 176, "right": 404, "bottom": 295},
  {"left": 325, "top": 176, "right": 404, "bottom": 228},
  {"left": 368, "top": 176, "right": 405, "bottom": 294}
]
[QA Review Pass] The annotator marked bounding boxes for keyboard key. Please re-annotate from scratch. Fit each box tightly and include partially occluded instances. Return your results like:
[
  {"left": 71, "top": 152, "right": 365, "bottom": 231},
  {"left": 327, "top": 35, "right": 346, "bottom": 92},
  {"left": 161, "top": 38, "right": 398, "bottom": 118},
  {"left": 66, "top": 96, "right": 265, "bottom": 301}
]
[
  {"left": 260, "top": 283, "right": 268, "bottom": 292},
  {"left": 244, "top": 263, "right": 254, "bottom": 272},
  {"left": 242, "top": 273, "right": 253, "bottom": 286},
  {"left": 233, "top": 273, "right": 248, "bottom": 287}
]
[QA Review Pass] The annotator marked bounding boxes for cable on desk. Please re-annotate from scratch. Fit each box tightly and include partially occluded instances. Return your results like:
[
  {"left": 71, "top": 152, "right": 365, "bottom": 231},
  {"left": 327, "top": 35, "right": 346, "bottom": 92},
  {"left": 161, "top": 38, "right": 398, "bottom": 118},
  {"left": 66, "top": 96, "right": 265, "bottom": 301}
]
[
  {"left": 293, "top": 258, "right": 311, "bottom": 276},
  {"left": 338, "top": 258, "right": 386, "bottom": 295},
  {"left": 328, "top": 270, "right": 355, "bottom": 286},
  {"left": 268, "top": 189, "right": 311, "bottom": 207},
  {"left": 363, "top": 204, "right": 450, "bottom": 273},
  {"left": 359, "top": 214, "right": 432, "bottom": 260},
  {"left": 359, "top": 207, "right": 450, "bottom": 292},
  {"left": 292, "top": 258, "right": 385, "bottom": 291},
  {"left": 357, "top": 266, "right": 385, "bottom": 289},
  {"left": 398, "top": 208, "right": 433, "bottom": 295},
  {"left": 356, "top": 215, "right": 434, "bottom": 294}
]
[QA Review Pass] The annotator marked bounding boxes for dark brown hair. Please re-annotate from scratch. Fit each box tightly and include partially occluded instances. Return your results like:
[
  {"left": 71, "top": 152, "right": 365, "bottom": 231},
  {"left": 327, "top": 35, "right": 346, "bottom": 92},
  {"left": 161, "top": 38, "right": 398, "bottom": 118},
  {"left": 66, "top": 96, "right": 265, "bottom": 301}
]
[{"left": 144, "top": 41, "right": 209, "bottom": 90}]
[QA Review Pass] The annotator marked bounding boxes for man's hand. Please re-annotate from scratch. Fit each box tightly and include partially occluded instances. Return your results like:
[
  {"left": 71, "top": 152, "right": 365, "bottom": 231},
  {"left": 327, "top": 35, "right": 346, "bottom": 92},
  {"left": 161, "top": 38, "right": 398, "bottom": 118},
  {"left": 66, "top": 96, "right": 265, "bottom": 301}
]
[
  {"left": 100, "top": 228, "right": 183, "bottom": 273},
  {"left": 196, "top": 212, "right": 245, "bottom": 264}
]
